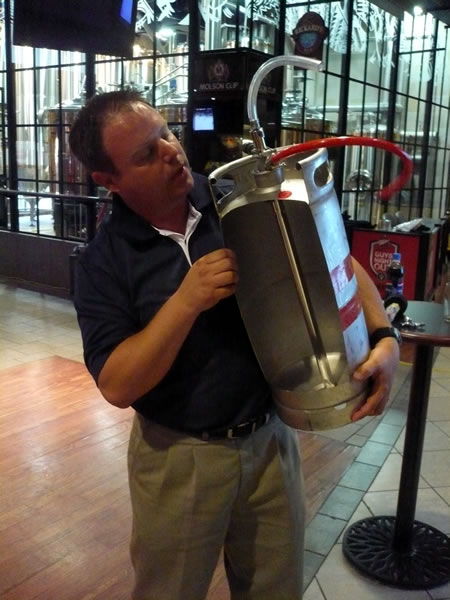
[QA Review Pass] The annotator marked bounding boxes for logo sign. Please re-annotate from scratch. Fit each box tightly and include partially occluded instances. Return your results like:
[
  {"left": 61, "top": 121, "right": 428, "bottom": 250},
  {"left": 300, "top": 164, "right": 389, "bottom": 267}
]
[
  {"left": 369, "top": 238, "right": 398, "bottom": 282},
  {"left": 197, "top": 59, "right": 239, "bottom": 92},
  {"left": 292, "top": 12, "right": 329, "bottom": 60},
  {"left": 208, "top": 59, "right": 230, "bottom": 83}
]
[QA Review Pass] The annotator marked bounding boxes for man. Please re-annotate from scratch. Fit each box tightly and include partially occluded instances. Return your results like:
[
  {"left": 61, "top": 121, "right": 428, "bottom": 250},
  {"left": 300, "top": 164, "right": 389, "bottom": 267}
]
[{"left": 69, "top": 90, "right": 399, "bottom": 600}]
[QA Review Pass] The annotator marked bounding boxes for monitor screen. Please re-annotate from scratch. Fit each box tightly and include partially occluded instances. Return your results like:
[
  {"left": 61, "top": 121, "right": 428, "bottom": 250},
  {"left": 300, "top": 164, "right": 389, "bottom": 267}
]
[
  {"left": 193, "top": 107, "right": 215, "bottom": 132},
  {"left": 120, "top": 0, "right": 134, "bottom": 23},
  {"left": 13, "top": 0, "right": 138, "bottom": 57}
]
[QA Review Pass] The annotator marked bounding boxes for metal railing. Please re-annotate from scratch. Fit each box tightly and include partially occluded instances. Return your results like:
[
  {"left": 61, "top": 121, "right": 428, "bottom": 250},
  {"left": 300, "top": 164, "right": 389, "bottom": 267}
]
[{"left": 0, "top": 188, "right": 112, "bottom": 242}]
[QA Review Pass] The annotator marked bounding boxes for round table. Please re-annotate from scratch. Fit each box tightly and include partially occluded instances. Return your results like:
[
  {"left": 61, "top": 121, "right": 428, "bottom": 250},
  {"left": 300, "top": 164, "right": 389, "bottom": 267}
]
[{"left": 343, "top": 301, "right": 450, "bottom": 589}]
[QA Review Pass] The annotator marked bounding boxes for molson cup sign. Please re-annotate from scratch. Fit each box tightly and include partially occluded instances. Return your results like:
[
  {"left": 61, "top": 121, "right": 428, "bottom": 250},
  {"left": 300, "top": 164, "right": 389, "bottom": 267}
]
[{"left": 369, "top": 238, "right": 399, "bottom": 296}]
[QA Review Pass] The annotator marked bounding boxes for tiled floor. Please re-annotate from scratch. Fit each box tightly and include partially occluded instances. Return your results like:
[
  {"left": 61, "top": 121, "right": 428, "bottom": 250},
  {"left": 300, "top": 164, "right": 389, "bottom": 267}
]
[
  {"left": 1, "top": 278, "right": 449, "bottom": 600},
  {"left": 303, "top": 346, "right": 450, "bottom": 599}
]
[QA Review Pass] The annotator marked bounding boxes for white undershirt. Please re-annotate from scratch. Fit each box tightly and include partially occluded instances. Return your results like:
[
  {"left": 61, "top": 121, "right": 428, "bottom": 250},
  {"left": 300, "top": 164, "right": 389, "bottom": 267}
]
[{"left": 152, "top": 203, "right": 202, "bottom": 266}]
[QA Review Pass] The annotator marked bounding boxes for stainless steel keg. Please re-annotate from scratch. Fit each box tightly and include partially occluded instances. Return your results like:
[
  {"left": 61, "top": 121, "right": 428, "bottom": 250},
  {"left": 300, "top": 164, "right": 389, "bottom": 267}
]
[{"left": 209, "top": 146, "right": 370, "bottom": 430}]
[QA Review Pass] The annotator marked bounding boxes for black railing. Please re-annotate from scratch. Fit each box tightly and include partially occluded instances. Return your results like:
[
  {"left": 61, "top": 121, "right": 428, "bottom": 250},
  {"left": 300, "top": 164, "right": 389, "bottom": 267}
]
[{"left": 0, "top": 188, "right": 111, "bottom": 242}]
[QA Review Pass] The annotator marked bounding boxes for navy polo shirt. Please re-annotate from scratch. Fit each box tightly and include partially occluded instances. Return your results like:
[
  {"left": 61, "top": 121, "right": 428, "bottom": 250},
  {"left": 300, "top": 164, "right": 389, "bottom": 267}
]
[{"left": 74, "top": 173, "right": 272, "bottom": 433}]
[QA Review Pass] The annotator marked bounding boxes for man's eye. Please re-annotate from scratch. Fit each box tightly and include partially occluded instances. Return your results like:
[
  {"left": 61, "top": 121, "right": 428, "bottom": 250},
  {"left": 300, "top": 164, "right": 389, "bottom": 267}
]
[{"left": 137, "top": 148, "right": 155, "bottom": 163}]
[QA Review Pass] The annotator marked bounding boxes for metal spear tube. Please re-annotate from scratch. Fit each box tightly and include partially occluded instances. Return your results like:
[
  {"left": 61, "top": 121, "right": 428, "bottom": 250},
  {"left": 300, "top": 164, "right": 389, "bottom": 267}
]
[
  {"left": 272, "top": 198, "right": 335, "bottom": 389},
  {"left": 247, "top": 55, "right": 334, "bottom": 389}
]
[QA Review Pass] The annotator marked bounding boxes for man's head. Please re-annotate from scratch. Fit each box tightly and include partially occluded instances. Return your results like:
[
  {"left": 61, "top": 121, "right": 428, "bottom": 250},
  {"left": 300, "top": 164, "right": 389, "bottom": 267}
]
[
  {"left": 69, "top": 89, "right": 144, "bottom": 174},
  {"left": 69, "top": 90, "right": 194, "bottom": 226}
]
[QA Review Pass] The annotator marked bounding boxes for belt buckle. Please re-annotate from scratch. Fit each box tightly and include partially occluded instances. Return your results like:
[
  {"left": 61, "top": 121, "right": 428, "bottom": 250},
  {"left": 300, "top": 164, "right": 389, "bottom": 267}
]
[{"left": 227, "top": 418, "right": 259, "bottom": 439}]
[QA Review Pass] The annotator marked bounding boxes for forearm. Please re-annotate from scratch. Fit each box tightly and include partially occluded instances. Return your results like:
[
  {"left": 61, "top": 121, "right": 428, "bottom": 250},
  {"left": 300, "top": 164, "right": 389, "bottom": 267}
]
[
  {"left": 98, "top": 290, "right": 199, "bottom": 408},
  {"left": 352, "top": 258, "right": 390, "bottom": 333},
  {"left": 97, "top": 248, "right": 238, "bottom": 409}
]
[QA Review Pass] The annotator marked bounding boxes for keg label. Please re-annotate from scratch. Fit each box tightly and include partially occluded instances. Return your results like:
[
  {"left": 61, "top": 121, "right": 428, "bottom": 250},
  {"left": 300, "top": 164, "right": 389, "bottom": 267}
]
[
  {"left": 329, "top": 252, "right": 363, "bottom": 331},
  {"left": 339, "top": 293, "right": 362, "bottom": 330},
  {"left": 330, "top": 253, "right": 354, "bottom": 294}
]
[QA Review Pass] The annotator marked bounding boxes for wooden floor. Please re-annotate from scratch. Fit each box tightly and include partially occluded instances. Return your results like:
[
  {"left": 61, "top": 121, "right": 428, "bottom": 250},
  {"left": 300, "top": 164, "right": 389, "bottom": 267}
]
[{"left": 0, "top": 357, "right": 359, "bottom": 600}]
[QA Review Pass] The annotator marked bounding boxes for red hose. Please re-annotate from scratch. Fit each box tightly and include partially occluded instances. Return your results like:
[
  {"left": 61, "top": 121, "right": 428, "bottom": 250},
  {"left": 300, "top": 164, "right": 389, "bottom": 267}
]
[{"left": 270, "top": 136, "right": 413, "bottom": 201}]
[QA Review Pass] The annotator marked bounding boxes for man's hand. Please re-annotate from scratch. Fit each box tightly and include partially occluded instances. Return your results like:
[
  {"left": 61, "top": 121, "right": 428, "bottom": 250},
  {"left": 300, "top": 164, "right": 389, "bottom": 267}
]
[
  {"left": 98, "top": 248, "right": 239, "bottom": 407},
  {"left": 351, "top": 337, "right": 400, "bottom": 421},
  {"left": 177, "top": 248, "right": 238, "bottom": 313}
]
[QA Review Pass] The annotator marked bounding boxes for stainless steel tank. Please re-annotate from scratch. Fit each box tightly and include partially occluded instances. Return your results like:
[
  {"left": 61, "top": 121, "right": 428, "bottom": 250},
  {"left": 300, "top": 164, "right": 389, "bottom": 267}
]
[{"left": 208, "top": 56, "right": 371, "bottom": 431}]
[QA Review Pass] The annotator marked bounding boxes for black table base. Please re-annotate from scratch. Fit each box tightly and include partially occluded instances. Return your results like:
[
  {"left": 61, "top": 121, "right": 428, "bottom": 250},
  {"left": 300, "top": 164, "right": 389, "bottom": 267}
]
[{"left": 343, "top": 516, "right": 450, "bottom": 589}]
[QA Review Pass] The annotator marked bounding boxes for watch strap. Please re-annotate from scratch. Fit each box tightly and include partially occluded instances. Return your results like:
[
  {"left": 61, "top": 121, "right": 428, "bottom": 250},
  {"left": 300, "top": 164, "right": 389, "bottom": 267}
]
[{"left": 369, "top": 327, "right": 402, "bottom": 348}]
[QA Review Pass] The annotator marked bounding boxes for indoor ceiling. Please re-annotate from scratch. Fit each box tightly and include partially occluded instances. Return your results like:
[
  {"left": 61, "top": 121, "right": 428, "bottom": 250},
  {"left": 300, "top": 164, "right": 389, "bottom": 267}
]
[
  {"left": 417, "top": 0, "right": 450, "bottom": 25},
  {"left": 372, "top": 0, "right": 450, "bottom": 24}
]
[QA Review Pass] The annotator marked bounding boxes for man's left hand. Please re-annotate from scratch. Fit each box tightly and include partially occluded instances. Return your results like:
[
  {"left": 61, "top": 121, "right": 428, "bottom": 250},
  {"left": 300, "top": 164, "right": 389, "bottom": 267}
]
[{"left": 351, "top": 337, "right": 400, "bottom": 421}]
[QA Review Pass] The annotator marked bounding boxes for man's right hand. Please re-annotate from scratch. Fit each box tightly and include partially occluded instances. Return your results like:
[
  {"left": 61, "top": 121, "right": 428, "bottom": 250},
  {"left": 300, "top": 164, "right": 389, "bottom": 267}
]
[
  {"left": 98, "top": 248, "right": 239, "bottom": 407},
  {"left": 177, "top": 248, "right": 239, "bottom": 313}
]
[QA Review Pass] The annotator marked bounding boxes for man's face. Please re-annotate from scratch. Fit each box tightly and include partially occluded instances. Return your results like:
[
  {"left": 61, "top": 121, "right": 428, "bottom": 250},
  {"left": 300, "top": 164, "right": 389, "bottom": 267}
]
[{"left": 97, "top": 103, "right": 194, "bottom": 224}]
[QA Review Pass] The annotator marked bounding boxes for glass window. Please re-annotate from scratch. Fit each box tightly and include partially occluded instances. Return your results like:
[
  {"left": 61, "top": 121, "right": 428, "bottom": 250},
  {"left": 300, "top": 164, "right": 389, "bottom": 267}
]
[
  {"left": 433, "top": 48, "right": 446, "bottom": 106},
  {"left": 349, "top": 3, "right": 397, "bottom": 88},
  {"left": 430, "top": 104, "right": 441, "bottom": 143},
  {"left": 60, "top": 65, "right": 86, "bottom": 107},
  {"left": 34, "top": 48, "right": 60, "bottom": 68},
  {"left": 436, "top": 24, "right": 450, "bottom": 106},
  {"left": 198, "top": 0, "right": 279, "bottom": 52},
  {"left": 239, "top": 0, "right": 250, "bottom": 49},
  {"left": 60, "top": 50, "right": 86, "bottom": 66},
  {"left": 199, "top": 0, "right": 237, "bottom": 51},
  {"left": 155, "top": 0, "right": 189, "bottom": 54},
  {"left": 15, "top": 69, "right": 36, "bottom": 125},
  {"left": 34, "top": 48, "right": 60, "bottom": 67},
  {"left": 0, "top": 28, "right": 7, "bottom": 71},
  {"left": 347, "top": 80, "right": 365, "bottom": 134},
  {"left": 123, "top": 58, "right": 154, "bottom": 100},
  {"left": 96, "top": 60, "right": 124, "bottom": 93},
  {"left": 0, "top": 85, "right": 6, "bottom": 182},
  {"left": 37, "top": 124, "right": 59, "bottom": 188},
  {"left": 12, "top": 45, "right": 35, "bottom": 69},
  {"left": 37, "top": 126, "right": 55, "bottom": 184},
  {"left": 16, "top": 125, "right": 36, "bottom": 182},
  {"left": 250, "top": 0, "right": 280, "bottom": 54},
  {"left": 399, "top": 11, "right": 436, "bottom": 100},
  {"left": 426, "top": 142, "right": 439, "bottom": 189},
  {"left": 35, "top": 67, "right": 60, "bottom": 119},
  {"left": 322, "top": 74, "right": 341, "bottom": 135},
  {"left": 155, "top": 55, "right": 188, "bottom": 115}
]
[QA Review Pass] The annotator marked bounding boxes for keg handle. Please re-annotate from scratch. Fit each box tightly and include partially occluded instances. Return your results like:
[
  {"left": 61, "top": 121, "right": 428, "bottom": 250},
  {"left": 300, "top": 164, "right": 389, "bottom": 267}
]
[{"left": 270, "top": 136, "right": 413, "bottom": 201}]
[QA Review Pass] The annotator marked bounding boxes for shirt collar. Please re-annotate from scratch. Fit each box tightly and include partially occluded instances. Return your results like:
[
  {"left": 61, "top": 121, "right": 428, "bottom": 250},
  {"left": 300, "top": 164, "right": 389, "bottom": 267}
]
[{"left": 108, "top": 172, "right": 212, "bottom": 243}]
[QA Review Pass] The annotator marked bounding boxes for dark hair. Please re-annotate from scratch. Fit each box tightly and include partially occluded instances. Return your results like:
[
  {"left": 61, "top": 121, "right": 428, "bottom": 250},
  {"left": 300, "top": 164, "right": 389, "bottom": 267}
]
[{"left": 69, "top": 90, "right": 151, "bottom": 173}]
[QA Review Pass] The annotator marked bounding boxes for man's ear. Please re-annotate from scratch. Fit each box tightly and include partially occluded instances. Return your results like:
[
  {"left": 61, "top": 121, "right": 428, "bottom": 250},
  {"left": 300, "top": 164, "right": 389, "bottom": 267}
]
[{"left": 91, "top": 170, "right": 120, "bottom": 193}]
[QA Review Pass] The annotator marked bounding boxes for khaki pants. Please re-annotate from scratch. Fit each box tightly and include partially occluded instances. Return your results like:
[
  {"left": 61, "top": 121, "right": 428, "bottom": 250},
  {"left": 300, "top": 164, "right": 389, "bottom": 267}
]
[{"left": 128, "top": 413, "right": 305, "bottom": 600}]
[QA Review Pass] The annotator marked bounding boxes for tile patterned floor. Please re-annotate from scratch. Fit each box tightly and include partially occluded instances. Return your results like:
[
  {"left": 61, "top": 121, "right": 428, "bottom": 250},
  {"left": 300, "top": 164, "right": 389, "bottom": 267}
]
[
  {"left": 1, "top": 278, "right": 449, "bottom": 600},
  {"left": 303, "top": 348, "right": 450, "bottom": 600}
]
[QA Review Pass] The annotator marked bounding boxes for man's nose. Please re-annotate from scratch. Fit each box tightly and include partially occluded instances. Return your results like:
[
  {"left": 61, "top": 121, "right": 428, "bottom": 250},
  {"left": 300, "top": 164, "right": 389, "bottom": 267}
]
[{"left": 159, "top": 139, "right": 181, "bottom": 163}]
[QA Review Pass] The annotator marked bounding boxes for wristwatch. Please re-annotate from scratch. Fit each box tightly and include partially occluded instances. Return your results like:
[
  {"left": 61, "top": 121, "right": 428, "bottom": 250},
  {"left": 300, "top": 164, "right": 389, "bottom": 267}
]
[{"left": 369, "top": 327, "right": 402, "bottom": 348}]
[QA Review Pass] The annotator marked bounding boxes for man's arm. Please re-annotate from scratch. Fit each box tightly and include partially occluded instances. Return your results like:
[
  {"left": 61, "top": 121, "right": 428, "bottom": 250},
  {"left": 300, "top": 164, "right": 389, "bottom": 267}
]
[
  {"left": 97, "top": 248, "right": 238, "bottom": 408},
  {"left": 351, "top": 258, "right": 400, "bottom": 421}
]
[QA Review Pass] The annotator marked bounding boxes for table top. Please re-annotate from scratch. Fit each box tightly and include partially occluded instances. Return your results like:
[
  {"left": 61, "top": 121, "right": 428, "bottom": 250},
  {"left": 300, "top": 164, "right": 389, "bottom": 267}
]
[{"left": 397, "top": 301, "right": 450, "bottom": 347}]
